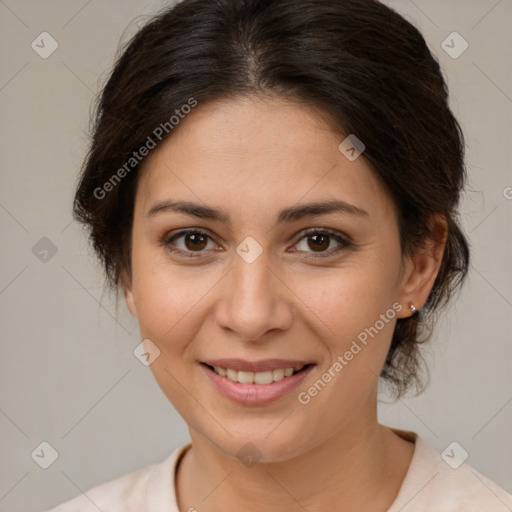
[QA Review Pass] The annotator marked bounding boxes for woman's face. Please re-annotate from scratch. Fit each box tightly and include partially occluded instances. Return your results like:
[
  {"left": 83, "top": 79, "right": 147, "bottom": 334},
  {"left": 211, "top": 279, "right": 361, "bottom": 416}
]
[{"left": 125, "top": 95, "right": 424, "bottom": 461}]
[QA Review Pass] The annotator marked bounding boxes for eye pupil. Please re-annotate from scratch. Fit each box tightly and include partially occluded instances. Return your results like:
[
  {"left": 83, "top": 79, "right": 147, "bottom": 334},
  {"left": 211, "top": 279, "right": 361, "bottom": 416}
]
[
  {"left": 185, "top": 233, "right": 207, "bottom": 251},
  {"left": 308, "top": 234, "right": 329, "bottom": 252}
]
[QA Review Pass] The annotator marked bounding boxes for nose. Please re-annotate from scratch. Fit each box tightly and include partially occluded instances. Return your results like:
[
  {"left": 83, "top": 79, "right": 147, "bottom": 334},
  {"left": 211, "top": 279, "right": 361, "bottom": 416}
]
[{"left": 214, "top": 250, "right": 293, "bottom": 342}]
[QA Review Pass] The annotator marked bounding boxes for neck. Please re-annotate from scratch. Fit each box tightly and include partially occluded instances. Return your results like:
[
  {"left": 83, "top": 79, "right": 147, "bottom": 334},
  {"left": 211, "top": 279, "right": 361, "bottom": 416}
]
[{"left": 176, "top": 398, "right": 414, "bottom": 511}]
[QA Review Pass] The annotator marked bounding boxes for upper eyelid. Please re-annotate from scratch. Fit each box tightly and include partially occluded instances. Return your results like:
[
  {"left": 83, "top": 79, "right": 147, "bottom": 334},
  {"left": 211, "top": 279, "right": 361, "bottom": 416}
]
[{"left": 166, "top": 227, "right": 217, "bottom": 244}]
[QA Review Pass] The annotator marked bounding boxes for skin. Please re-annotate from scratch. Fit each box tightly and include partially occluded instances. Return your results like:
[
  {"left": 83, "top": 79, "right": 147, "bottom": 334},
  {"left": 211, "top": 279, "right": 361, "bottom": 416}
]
[{"left": 124, "top": 95, "right": 447, "bottom": 511}]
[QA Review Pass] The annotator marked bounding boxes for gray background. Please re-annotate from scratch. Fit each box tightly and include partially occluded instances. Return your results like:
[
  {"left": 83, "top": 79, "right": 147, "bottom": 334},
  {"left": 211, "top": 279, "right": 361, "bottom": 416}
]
[{"left": 0, "top": 1, "right": 511, "bottom": 510}]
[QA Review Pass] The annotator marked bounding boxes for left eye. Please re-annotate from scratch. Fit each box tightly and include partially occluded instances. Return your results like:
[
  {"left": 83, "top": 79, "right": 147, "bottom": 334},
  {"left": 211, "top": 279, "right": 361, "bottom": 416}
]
[{"left": 292, "top": 230, "right": 349, "bottom": 256}]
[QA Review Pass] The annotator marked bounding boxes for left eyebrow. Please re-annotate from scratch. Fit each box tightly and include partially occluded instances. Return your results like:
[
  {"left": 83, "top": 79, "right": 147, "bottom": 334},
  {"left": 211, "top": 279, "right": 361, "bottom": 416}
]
[
  {"left": 276, "top": 200, "right": 369, "bottom": 222},
  {"left": 145, "top": 199, "right": 369, "bottom": 225}
]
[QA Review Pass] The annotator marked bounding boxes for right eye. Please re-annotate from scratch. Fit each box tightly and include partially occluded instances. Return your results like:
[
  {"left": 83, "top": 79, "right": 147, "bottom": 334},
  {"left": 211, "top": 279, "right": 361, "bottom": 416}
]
[{"left": 163, "top": 229, "right": 220, "bottom": 257}]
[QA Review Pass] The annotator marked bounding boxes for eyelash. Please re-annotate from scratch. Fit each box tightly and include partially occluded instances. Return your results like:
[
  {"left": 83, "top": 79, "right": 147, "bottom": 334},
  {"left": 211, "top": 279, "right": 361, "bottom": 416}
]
[{"left": 162, "top": 227, "right": 352, "bottom": 259}]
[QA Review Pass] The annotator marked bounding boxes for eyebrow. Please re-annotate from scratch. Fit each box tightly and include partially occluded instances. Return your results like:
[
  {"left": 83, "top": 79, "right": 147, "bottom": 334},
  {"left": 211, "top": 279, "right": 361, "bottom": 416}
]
[{"left": 146, "top": 199, "right": 369, "bottom": 225}]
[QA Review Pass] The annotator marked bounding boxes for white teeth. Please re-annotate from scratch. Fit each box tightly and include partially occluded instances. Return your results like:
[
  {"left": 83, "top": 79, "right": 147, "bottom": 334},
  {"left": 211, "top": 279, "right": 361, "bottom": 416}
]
[
  {"left": 214, "top": 366, "right": 227, "bottom": 377},
  {"left": 254, "top": 371, "right": 273, "bottom": 385},
  {"left": 211, "top": 365, "right": 305, "bottom": 384},
  {"left": 237, "top": 370, "right": 254, "bottom": 384},
  {"left": 272, "top": 368, "right": 285, "bottom": 381}
]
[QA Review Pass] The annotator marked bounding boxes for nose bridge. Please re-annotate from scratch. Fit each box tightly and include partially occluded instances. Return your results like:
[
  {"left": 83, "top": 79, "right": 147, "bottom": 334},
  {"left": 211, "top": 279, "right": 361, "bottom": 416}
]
[
  {"left": 216, "top": 248, "right": 291, "bottom": 341},
  {"left": 234, "top": 252, "right": 272, "bottom": 303}
]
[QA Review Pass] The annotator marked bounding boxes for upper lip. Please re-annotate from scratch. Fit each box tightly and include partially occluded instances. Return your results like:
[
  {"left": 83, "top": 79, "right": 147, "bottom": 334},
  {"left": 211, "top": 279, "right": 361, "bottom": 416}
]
[{"left": 202, "top": 359, "right": 313, "bottom": 372}]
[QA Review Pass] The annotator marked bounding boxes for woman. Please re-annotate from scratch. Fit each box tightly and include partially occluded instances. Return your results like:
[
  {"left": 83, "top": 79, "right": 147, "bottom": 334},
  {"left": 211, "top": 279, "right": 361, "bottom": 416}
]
[{"left": 50, "top": 0, "right": 512, "bottom": 510}]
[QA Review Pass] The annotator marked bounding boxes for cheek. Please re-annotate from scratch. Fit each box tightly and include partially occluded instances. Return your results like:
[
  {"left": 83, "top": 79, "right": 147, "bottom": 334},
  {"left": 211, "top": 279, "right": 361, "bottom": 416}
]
[
  {"left": 130, "top": 247, "right": 211, "bottom": 351},
  {"left": 292, "top": 271, "right": 400, "bottom": 421},
  {"left": 299, "top": 263, "right": 398, "bottom": 328},
  {"left": 293, "top": 260, "right": 400, "bottom": 369}
]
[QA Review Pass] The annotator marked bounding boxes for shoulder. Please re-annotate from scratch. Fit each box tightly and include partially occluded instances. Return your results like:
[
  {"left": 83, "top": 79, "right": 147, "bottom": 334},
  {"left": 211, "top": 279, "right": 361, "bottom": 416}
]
[
  {"left": 389, "top": 429, "right": 512, "bottom": 511},
  {"left": 48, "top": 464, "right": 155, "bottom": 512},
  {"left": 45, "top": 444, "right": 190, "bottom": 512}
]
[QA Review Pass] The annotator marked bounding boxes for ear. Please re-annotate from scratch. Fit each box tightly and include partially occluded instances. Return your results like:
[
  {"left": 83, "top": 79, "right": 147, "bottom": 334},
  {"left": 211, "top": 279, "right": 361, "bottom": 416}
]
[
  {"left": 396, "top": 214, "right": 448, "bottom": 319},
  {"left": 121, "top": 270, "right": 138, "bottom": 318}
]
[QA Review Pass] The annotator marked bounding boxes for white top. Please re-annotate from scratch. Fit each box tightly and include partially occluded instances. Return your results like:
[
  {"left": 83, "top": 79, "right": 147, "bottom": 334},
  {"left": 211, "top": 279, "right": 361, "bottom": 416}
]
[{"left": 48, "top": 429, "right": 512, "bottom": 511}]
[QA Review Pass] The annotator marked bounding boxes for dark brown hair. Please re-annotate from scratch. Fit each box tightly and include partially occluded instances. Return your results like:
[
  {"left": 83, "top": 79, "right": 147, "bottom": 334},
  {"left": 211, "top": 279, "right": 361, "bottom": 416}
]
[{"left": 73, "top": 0, "right": 470, "bottom": 398}]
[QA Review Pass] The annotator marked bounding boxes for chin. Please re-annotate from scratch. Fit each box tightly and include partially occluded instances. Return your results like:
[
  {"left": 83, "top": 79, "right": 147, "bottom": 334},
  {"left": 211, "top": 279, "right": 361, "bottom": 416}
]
[{"left": 194, "top": 418, "right": 320, "bottom": 465}]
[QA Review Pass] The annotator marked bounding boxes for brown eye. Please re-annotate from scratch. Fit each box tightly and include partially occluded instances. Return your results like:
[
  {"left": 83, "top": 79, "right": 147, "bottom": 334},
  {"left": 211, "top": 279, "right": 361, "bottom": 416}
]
[
  {"left": 164, "top": 229, "right": 217, "bottom": 257},
  {"left": 293, "top": 229, "right": 351, "bottom": 258},
  {"left": 184, "top": 232, "right": 208, "bottom": 251},
  {"left": 307, "top": 233, "right": 330, "bottom": 252}
]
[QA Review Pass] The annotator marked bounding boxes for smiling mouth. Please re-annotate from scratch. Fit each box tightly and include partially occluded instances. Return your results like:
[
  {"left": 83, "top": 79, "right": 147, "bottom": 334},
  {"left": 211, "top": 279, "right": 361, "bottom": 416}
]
[{"left": 203, "top": 364, "right": 311, "bottom": 385}]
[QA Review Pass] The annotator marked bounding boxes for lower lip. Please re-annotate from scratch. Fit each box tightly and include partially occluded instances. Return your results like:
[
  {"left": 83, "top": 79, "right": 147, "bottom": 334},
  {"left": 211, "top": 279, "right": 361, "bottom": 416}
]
[{"left": 200, "top": 363, "right": 314, "bottom": 406}]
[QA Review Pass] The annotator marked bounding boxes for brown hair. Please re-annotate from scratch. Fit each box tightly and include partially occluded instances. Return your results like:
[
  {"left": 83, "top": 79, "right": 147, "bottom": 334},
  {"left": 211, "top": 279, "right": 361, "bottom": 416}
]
[{"left": 73, "top": 0, "right": 470, "bottom": 399}]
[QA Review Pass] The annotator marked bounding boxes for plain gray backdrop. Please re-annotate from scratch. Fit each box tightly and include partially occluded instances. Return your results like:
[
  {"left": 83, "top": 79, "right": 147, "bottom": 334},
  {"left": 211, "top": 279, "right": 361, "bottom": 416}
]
[{"left": 0, "top": 1, "right": 511, "bottom": 510}]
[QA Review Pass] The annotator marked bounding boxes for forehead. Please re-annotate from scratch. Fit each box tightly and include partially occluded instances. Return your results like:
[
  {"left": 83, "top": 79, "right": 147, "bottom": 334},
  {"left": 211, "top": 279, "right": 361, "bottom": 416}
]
[{"left": 135, "top": 95, "right": 394, "bottom": 221}]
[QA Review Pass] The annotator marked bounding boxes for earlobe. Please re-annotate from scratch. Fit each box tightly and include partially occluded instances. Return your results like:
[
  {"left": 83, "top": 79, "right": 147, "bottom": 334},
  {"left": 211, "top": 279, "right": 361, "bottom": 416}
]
[
  {"left": 121, "top": 271, "right": 138, "bottom": 318},
  {"left": 397, "top": 214, "right": 448, "bottom": 318},
  {"left": 125, "top": 288, "right": 138, "bottom": 318}
]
